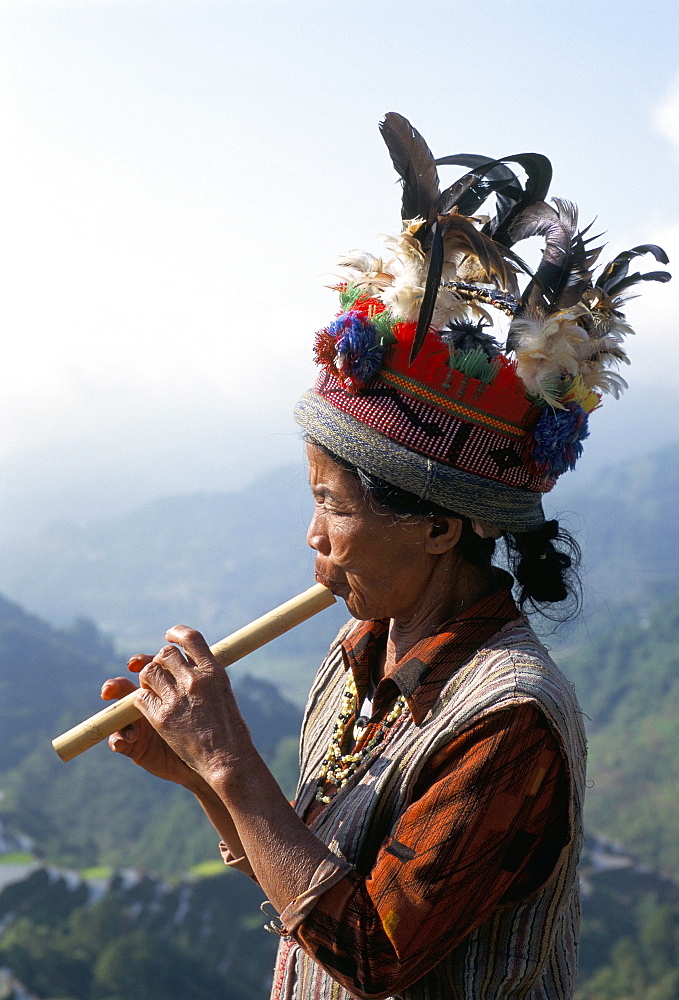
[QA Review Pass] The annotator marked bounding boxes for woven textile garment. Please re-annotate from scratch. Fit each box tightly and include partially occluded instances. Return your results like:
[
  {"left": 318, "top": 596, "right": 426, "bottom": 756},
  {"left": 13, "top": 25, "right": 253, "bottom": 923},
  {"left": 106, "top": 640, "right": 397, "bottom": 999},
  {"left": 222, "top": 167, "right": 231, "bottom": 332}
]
[{"left": 270, "top": 618, "right": 586, "bottom": 1000}]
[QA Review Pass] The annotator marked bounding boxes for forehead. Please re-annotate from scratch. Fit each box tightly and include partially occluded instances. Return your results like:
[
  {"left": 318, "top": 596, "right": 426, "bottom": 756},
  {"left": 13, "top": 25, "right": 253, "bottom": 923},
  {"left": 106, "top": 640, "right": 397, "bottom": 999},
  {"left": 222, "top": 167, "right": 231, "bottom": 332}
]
[{"left": 306, "top": 444, "right": 365, "bottom": 501}]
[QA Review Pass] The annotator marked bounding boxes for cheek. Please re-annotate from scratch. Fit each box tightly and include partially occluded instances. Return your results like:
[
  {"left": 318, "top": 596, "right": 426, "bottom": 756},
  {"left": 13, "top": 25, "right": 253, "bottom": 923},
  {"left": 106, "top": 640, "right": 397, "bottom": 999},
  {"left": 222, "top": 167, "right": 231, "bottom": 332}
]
[
  {"left": 326, "top": 522, "right": 362, "bottom": 564},
  {"left": 344, "top": 547, "right": 406, "bottom": 595}
]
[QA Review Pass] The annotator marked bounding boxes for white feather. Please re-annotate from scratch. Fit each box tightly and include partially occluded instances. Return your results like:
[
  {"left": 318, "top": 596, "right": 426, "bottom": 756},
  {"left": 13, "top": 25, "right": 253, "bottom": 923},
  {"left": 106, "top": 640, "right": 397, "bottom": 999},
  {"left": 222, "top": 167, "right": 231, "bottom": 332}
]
[{"left": 511, "top": 308, "right": 590, "bottom": 406}]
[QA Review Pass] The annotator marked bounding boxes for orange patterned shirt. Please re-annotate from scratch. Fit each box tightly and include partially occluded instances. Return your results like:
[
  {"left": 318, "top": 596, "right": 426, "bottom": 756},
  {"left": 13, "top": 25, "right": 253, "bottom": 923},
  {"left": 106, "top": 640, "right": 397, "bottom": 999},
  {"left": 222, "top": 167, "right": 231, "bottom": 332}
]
[{"left": 295, "top": 589, "right": 569, "bottom": 997}]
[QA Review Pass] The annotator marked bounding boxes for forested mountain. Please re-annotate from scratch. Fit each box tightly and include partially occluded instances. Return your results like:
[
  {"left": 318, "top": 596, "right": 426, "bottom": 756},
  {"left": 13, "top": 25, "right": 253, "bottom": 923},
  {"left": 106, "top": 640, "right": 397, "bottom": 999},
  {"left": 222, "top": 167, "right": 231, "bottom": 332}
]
[
  {"left": 1, "top": 443, "right": 678, "bottom": 704},
  {"left": 0, "top": 463, "right": 339, "bottom": 646},
  {"left": 4, "top": 578, "right": 677, "bottom": 878},
  {"left": 0, "top": 865, "right": 277, "bottom": 1000},
  {"left": 0, "top": 462, "right": 348, "bottom": 703},
  {"left": 0, "top": 597, "right": 290, "bottom": 998},
  {"left": 0, "top": 587, "right": 678, "bottom": 998},
  {"left": 560, "top": 589, "right": 679, "bottom": 874},
  {"left": 552, "top": 440, "right": 679, "bottom": 610},
  {"left": 0, "top": 595, "right": 302, "bottom": 872},
  {"left": 577, "top": 836, "right": 679, "bottom": 999},
  {"left": 1, "top": 836, "right": 678, "bottom": 1000},
  {"left": 0, "top": 443, "right": 678, "bottom": 998}
]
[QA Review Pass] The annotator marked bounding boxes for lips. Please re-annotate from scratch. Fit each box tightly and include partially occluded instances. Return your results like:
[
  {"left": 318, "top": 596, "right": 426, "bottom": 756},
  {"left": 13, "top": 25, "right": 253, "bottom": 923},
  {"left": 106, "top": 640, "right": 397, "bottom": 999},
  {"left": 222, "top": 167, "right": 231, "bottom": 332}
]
[{"left": 315, "top": 567, "right": 351, "bottom": 598}]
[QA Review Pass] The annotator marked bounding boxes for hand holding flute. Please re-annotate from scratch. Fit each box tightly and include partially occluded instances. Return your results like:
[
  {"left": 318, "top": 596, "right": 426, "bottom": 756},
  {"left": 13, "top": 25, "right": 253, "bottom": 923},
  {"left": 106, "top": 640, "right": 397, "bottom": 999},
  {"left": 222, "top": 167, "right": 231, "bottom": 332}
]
[
  {"left": 94, "top": 583, "right": 338, "bottom": 891},
  {"left": 102, "top": 625, "right": 256, "bottom": 788},
  {"left": 103, "top": 644, "right": 255, "bottom": 883},
  {"left": 52, "top": 583, "right": 335, "bottom": 762},
  {"left": 100, "top": 658, "right": 200, "bottom": 787}
]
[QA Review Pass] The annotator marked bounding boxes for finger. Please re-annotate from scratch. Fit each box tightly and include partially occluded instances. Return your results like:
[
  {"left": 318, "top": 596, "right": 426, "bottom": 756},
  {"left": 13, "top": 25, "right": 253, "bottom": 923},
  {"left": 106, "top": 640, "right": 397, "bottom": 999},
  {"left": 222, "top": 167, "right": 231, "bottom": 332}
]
[
  {"left": 108, "top": 723, "right": 137, "bottom": 754},
  {"left": 165, "top": 625, "right": 217, "bottom": 670},
  {"left": 134, "top": 685, "right": 167, "bottom": 720},
  {"left": 101, "top": 677, "right": 138, "bottom": 700},
  {"left": 138, "top": 656, "right": 178, "bottom": 695},
  {"left": 128, "top": 654, "right": 154, "bottom": 674}
]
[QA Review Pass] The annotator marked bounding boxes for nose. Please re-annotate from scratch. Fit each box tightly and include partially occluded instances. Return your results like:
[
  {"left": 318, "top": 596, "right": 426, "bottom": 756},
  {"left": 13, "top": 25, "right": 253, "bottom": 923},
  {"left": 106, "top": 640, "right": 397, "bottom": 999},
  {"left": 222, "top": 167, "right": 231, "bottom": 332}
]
[{"left": 307, "top": 507, "right": 331, "bottom": 556}]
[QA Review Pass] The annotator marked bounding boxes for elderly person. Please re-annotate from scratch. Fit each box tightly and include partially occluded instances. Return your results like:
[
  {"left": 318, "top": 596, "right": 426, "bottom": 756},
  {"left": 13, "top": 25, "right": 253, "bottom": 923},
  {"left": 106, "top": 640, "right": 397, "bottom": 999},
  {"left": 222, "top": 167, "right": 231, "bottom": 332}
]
[{"left": 102, "top": 115, "right": 668, "bottom": 999}]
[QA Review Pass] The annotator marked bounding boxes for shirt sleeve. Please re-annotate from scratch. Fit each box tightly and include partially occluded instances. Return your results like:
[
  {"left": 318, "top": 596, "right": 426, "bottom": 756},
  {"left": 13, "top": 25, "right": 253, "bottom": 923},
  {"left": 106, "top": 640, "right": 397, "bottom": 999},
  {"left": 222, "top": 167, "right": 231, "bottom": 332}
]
[{"left": 294, "top": 702, "right": 570, "bottom": 999}]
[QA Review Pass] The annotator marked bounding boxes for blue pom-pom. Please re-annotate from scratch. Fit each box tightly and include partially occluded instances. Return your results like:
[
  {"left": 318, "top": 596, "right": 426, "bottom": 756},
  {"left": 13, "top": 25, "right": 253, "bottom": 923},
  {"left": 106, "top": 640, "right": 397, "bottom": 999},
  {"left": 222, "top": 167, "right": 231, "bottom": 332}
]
[
  {"left": 327, "top": 311, "right": 384, "bottom": 387},
  {"left": 529, "top": 402, "right": 590, "bottom": 476}
]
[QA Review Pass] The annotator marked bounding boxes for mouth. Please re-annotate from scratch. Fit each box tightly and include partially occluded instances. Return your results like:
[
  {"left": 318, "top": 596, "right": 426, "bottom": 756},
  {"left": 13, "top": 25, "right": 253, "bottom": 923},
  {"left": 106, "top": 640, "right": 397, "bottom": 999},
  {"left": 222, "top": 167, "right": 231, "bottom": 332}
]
[{"left": 314, "top": 569, "right": 351, "bottom": 599}]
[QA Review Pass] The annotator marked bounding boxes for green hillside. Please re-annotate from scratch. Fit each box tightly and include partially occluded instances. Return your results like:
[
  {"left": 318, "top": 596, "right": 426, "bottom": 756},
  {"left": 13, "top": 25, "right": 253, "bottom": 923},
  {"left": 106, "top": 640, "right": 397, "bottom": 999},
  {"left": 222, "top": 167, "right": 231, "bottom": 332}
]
[
  {"left": 1, "top": 442, "right": 678, "bottom": 706},
  {"left": 0, "top": 865, "right": 276, "bottom": 1000},
  {"left": 559, "top": 589, "right": 679, "bottom": 874},
  {"left": 0, "top": 595, "right": 302, "bottom": 873},
  {"left": 1, "top": 836, "right": 677, "bottom": 1000},
  {"left": 551, "top": 441, "right": 679, "bottom": 609},
  {"left": 0, "top": 441, "right": 678, "bottom": 997},
  {"left": 577, "top": 837, "right": 679, "bottom": 1000},
  {"left": 0, "top": 583, "right": 677, "bottom": 997}
]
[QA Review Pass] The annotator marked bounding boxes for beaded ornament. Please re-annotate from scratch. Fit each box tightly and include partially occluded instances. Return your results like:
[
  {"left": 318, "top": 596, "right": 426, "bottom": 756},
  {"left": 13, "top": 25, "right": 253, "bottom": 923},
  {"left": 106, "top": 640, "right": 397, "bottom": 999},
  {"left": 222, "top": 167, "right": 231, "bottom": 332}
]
[{"left": 316, "top": 674, "right": 409, "bottom": 804}]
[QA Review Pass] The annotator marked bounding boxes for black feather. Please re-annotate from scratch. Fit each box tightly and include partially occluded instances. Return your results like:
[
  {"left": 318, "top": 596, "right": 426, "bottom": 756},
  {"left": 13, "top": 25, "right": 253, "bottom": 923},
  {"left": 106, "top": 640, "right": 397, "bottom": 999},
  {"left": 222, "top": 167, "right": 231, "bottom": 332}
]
[
  {"left": 434, "top": 152, "right": 553, "bottom": 247},
  {"left": 379, "top": 113, "right": 440, "bottom": 225},
  {"left": 410, "top": 221, "right": 444, "bottom": 365},
  {"left": 436, "top": 156, "right": 520, "bottom": 218},
  {"left": 509, "top": 200, "right": 602, "bottom": 314},
  {"left": 596, "top": 245, "right": 670, "bottom": 295},
  {"left": 601, "top": 269, "right": 672, "bottom": 296},
  {"left": 509, "top": 201, "right": 572, "bottom": 313},
  {"left": 488, "top": 154, "right": 552, "bottom": 246},
  {"left": 557, "top": 238, "right": 602, "bottom": 307}
]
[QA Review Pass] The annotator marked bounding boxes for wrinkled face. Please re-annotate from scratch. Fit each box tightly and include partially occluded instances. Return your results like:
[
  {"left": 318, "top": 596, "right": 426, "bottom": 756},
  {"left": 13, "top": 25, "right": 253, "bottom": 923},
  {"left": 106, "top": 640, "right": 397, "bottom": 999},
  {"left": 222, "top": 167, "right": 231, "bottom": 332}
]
[{"left": 306, "top": 444, "right": 436, "bottom": 622}]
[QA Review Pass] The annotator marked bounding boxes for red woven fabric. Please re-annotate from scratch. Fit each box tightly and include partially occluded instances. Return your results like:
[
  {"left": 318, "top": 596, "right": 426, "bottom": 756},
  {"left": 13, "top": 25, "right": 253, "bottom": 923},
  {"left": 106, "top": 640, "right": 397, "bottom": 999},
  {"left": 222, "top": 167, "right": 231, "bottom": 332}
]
[{"left": 316, "top": 371, "right": 547, "bottom": 491}]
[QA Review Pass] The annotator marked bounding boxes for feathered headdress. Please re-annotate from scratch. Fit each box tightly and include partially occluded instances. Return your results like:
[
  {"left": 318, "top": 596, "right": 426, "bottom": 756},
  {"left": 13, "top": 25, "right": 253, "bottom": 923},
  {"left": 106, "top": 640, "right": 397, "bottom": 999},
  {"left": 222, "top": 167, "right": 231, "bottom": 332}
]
[{"left": 297, "top": 113, "right": 670, "bottom": 531}]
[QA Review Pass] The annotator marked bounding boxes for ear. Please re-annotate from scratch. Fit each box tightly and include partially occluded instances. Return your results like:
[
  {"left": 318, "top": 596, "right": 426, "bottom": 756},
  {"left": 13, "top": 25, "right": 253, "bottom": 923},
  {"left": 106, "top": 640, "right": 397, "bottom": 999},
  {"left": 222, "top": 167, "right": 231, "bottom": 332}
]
[{"left": 424, "top": 517, "right": 463, "bottom": 554}]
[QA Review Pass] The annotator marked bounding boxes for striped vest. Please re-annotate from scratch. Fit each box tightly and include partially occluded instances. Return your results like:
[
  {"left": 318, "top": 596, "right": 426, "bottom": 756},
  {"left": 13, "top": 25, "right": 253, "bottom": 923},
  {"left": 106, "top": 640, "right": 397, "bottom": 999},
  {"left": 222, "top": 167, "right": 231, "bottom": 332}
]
[{"left": 271, "top": 618, "right": 586, "bottom": 1000}]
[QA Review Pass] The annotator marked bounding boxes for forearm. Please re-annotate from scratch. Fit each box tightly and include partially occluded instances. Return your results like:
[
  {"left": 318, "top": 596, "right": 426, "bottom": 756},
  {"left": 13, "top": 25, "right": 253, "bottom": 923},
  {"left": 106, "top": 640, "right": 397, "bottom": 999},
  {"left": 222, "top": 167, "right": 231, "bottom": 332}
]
[
  {"left": 184, "top": 775, "right": 252, "bottom": 875},
  {"left": 131, "top": 627, "right": 349, "bottom": 912},
  {"left": 206, "top": 750, "right": 350, "bottom": 917}
]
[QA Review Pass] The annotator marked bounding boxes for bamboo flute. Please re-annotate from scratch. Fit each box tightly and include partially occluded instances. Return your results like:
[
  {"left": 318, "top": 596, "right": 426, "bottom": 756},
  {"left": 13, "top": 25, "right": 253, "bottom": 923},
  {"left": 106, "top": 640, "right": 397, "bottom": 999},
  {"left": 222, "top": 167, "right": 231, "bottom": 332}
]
[{"left": 52, "top": 583, "right": 336, "bottom": 762}]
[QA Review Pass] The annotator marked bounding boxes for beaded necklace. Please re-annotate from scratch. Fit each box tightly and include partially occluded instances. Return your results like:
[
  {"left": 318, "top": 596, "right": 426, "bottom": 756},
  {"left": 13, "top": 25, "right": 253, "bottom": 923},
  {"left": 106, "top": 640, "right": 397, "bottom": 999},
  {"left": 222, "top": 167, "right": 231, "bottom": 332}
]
[{"left": 316, "top": 673, "right": 408, "bottom": 804}]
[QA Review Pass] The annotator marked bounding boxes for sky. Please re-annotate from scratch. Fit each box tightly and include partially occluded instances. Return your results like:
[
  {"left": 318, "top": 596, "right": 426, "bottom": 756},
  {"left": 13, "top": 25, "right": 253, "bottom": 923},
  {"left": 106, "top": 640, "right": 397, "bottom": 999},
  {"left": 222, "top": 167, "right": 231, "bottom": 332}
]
[{"left": 0, "top": 0, "right": 678, "bottom": 536}]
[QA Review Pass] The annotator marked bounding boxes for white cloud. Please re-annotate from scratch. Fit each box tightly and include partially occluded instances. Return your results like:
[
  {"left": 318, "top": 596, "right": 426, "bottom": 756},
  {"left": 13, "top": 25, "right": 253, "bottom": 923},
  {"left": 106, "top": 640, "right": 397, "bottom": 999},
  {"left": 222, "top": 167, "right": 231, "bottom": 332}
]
[
  {"left": 619, "top": 76, "right": 679, "bottom": 384},
  {"left": 653, "top": 71, "right": 679, "bottom": 156},
  {"left": 620, "top": 233, "right": 676, "bottom": 384}
]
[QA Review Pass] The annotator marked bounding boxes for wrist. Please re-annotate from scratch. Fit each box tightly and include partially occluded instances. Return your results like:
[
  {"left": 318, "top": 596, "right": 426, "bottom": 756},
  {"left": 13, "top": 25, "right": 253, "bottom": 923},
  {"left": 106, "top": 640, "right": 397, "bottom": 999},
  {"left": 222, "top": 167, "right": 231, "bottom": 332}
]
[
  {"left": 204, "top": 746, "right": 269, "bottom": 803},
  {"left": 181, "top": 767, "right": 213, "bottom": 796}
]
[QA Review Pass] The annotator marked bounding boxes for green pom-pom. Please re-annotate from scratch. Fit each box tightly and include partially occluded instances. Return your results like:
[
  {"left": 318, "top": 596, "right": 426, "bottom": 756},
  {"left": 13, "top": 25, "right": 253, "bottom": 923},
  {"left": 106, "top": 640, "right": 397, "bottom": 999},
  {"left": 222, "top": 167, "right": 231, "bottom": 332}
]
[
  {"left": 338, "top": 283, "right": 364, "bottom": 311},
  {"left": 448, "top": 347, "right": 501, "bottom": 384},
  {"left": 372, "top": 309, "right": 398, "bottom": 347}
]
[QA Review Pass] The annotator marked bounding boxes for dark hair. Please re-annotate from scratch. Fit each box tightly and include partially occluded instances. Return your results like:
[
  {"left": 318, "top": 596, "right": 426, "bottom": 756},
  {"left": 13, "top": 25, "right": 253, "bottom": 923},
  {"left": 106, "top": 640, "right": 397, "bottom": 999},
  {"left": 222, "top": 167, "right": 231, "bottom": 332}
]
[{"left": 309, "top": 439, "right": 582, "bottom": 622}]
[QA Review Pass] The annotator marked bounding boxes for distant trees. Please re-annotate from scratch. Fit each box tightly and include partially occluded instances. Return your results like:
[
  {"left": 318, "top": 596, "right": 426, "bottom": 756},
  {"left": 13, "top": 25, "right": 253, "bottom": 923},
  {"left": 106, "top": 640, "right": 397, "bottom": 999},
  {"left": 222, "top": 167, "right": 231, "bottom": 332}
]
[
  {"left": 0, "top": 907, "right": 225, "bottom": 1000},
  {"left": 0, "top": 869, "right": 275, "bottom": 1000},
  {"left": 577, "top": 896, "right": 679, "bottom": 1000},
  {"left": 561, "top": 592, "right": 679, "bottom": 873},
  {"left": 2, "top": 564, "right": 679, "bottom": 997}
]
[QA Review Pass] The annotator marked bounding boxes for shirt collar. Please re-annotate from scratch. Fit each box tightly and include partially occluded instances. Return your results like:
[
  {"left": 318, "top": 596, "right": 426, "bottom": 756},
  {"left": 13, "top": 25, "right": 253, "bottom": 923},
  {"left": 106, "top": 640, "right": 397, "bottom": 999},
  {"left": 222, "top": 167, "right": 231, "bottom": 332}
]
[{"left": 341, "top": 581, "right": 521, "bottom": 725}]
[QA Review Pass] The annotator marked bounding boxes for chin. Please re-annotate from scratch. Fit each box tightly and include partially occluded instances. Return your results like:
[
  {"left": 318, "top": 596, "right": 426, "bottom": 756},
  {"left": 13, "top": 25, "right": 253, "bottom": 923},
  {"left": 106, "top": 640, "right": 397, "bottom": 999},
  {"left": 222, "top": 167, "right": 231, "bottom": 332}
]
[
  {"left": 345, "top": 601, "right": 369, "bottom": 620},
  {"left": 344, "top": 595, "right": 384, "bottom": 622}
]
